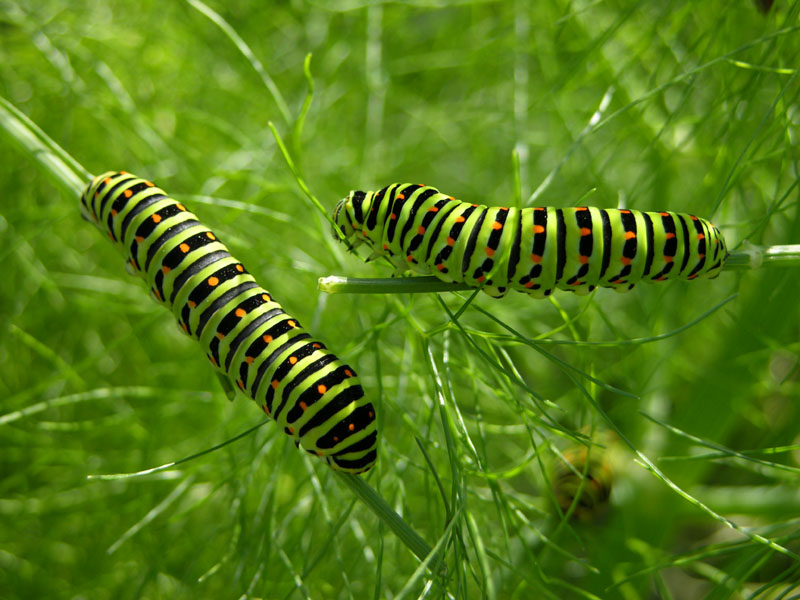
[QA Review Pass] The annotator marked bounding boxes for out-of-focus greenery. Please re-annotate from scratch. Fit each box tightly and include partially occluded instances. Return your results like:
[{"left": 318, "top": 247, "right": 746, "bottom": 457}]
[{"left": 2, "top": 1, "right": 800, "bottom": 598}]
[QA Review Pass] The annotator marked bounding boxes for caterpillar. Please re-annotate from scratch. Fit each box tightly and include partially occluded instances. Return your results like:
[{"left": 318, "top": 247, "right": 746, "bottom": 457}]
[
  {"left": 333, "top": 184, "right": 728, "bottom": 298},
  {"left": 81, "top": 171, "right": 377, "bottom": 473}
]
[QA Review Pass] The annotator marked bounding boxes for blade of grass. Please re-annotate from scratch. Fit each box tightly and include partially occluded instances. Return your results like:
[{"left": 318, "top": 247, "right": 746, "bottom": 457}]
[{"left": 185, "top": 0, "right": 292, "bottom": 126}]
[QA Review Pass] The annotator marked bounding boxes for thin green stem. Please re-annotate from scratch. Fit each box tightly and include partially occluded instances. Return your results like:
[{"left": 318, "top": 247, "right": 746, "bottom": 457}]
[
  {"left": 0, "top": 95, "right": 90, "bottom": 194},
  {"left": 185, "top": 0, "right": 292, "bottom": 126},
  {"left": 320, "top": 246, "right": 800, "bottom": 295},
  {"left": 335, "top": 472, "right": 437, "bottom": 568}
]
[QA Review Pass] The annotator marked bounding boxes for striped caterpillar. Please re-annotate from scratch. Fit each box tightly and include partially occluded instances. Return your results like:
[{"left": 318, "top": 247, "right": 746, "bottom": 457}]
[
  {"left": 82, "top": 171, "right": 377, "bottom": 473},
  {"left": 333, "top": 184, "right": 727, "bottom": 298}
]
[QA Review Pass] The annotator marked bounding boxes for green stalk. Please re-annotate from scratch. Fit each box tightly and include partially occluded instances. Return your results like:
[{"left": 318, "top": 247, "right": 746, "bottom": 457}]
[
  {"left": 335, "top": 473, "right": 436, "bottom": 567},
  {"left": 320, "top": 248, "right": 800, "bottom": 295},
  {"left": 0, "top": 95, "right": 89, "bottom": 195}
]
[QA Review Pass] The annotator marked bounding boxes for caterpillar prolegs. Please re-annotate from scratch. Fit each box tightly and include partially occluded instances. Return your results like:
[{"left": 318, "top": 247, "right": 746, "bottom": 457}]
[
  {"left": 333, "top": 184, "right": 727, "bottom": 298},
  {"left": 81, "top": 172, "right": 377, "bottom": 473}
]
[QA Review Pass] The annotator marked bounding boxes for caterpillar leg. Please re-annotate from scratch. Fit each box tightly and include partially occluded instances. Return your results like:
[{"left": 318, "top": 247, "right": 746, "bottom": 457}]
[{"left": 216, "top": 371, "right": 237, "bottom": 401}]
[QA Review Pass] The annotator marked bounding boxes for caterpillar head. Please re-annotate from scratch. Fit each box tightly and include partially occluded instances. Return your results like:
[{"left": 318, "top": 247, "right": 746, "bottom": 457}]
[{"left": 332, "top": 190, "right": 370, "bottom": 251}]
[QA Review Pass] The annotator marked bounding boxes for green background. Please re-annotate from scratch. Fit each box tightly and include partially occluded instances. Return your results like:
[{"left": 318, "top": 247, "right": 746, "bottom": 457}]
[{"left": 1, "top": 1, "right": 799, "bottom": 598}]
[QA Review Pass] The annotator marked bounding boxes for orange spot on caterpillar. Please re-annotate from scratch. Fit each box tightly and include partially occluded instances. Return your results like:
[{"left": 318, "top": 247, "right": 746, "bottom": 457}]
[
  {"left": 145, "top": 181, "right": 154, "bottom": 187},
  {"left": 698, "top": 253, "right": 705, "bottom": 260},
  {"left": 153, "top": 289, "right": 161, "bottom": 301},
  {"left": 446, "top": 236, "right": 455, "bottom": 246},
  {"left": 162, "top": 266, "right": 171, "bottom": 274},
  {"left": 620, "top": 257, "right": 631, "bottom": 265},
  {"left": 179, "top": 243, "right": 190, "bottom": 252},
  {"left": 176, "top": 203, "right": 185, "bottom": 211},
  {"left": 428, "top": 206, "right": 439, "bottom": 212},
  {"left": 533, "top": 225, "right": 545, "bottom": 234},
  {"left": 455, "top": 216, "right": 466, "bottom": 223},
  {"left": 688, "top": 273, "right": 699, "bottom": 279},
  {"left": 476, "top": 275, "right": 486, "bottom": 283},
  {"left": 534, "top": 207, "right": 544, "bottom": 211},
  {"left": 666, "top": 233, "right": 675, "bottom": 240},
  {"left": 108, "top": 231, "right": 115, "bottom": 240},
  {"left": 235, "top": 308, "right": 246, "bottom": 317},
  {"left": 407, "top": 254, "right": 414, "bottom": 262},
  {"left": 624, "top": 231, "right": 636, "bottom": 240},
  {"left": 436, "top": 263, "right": 446, "bottom": 270},
  {"left": 486, "top": 248, "right": 495, "bottom": 257},
  {"left": 188, "top": 300, "right": 196, "bottom": 308},
  {"left": 120, "top": 171, "right": 128, "bottom": 175},
  {"left": 152, "top": 214, "right": 162, "bottom": 224},
  {"left": 136, "top": 236, "right": 144, "bottom": 243},
  {"left": 579, "top": 255, "right": 588, "bottom": 264},
  {"left": 390, "top": 213, "right": 397, "bottom": 220},
  {"left": 576, "top": 206, "right": 588, "bottom": 211},
  {"left": 333, "top": 436, "right": 339, "bottom": 442},
  {"left": 208, "top": 355, "right": 217, "bottom": 367},
  {"left": 345, "top": 369, "right": 353, "bottom": 377},
  {"left": 104, "top": 177, "right": 112, "bottom": 184},
  {"left": 570, "top": 280, "right": 582, "bottom": 286},
  {"left": 313, "top": 343, "right": 321, "bottom": 349},
  {"left": 531, "top": 254, "right": 542, "bottom": 263},
  {"left": 619, "top": 209, "right": 631, "bottom": 214},
  {"left": 691, "top": 215, "right": 699, "bottom": 221},
  {"left": 656, "top": 276, "right": 666, "bottom": 281},
  {"left": 299, "top": 401, "right": 307, "bottom": 411},
  {"left": 580, "top": 227, "right": 591, "bottom": 236},
  {"left": 181, "top": 322, "right": 188, "bottom": 333},
  {"left": 236, "top": 264, "right": 244, "bottom": 272},
  {"left": 288, "top": 320, "right": 297, "bottom": 327},
  {"left": 206, "top": 232, "right": 216, "bottom": 240},
  {"left": 383, "top": 243, "right": 389, "bottom": 250},
  {"left": 208, "top": 276, "right": 219, "bottom": 286},
  {"left": 664, "top": 256, "right": 674, "bottom": 263},
  {"left": 246, "top": 356, "right": 254, "bottom": 364},
  {"left": 348, "top": 423, "right": 355, "bottom": 431},
  {"left": 271, "top": 379, "right": 279, "bottom": 389},
  {"left": 492, "top": 221, "right": 502, "bottom": 230},
  {"left": 262, "top": 294, "right": 270, "bottom": 301},
  {"left": 318, "top": 384, "right": 327, "bottom": 394},
  {"left": 660, "top": 212, "right": 670, "bottom": 217},
  {"left": 263, "top": 334, "right": 273, "bottom": 343},
  {"left": 697, "top": 233, "right": 705, "bottom": 240},
  {"left": 289, "top": 356, "right": 298, "bottom": 365},
  {"left": 418, "top": 225, "right": 426, "bottom": 235},
  {"left": 217, "top": 332, "right": 225, "bottom": 340},
  {"left": 524, "top": 281, "right": 535, "bottom": 288},
  {"left": 287, "top": 426, "right": 294, "bottom": 434},
  {"left": 124, "top": 190, "right": 133, "bottom": 198},
  {"left": 398, "top": 193, "right": 405, "bottom": 199},
  {"left": 262, "top": 404, "right": 270, "bottom": 415},
  {"left": 111, "top": 209, "right": 118, "bottom": 216},
  {"left": 369, "top": 411, "right": 374, "bottom": 418}
]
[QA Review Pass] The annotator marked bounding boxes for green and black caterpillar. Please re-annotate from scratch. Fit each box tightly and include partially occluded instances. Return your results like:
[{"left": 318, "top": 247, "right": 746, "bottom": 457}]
[
  {"left": 334, "top": 184, "right": 728, "bottom": 298},
  {"left": 82, "top": 171, "right": 377, "bottom": 473}
]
